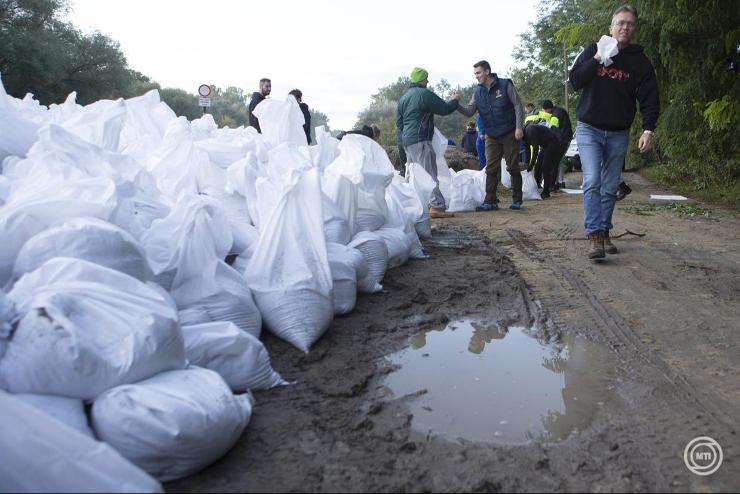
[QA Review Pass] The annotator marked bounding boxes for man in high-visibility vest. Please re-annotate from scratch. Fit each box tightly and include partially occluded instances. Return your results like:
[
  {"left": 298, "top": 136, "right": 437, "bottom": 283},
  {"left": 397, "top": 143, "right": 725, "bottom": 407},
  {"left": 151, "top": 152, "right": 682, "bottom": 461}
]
[{"left": 541, "top": 99, "right": 573, "bottom": 192}]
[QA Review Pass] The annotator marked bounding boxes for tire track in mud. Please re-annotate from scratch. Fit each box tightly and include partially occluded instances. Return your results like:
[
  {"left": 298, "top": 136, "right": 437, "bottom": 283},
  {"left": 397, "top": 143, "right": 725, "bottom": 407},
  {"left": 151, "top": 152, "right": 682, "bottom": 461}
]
[
  {"left": 506, "top": 229, "right": 738, "bottom": 430},
  {"left": 501, "top": 228, "right": 740, "bottom": 470}
]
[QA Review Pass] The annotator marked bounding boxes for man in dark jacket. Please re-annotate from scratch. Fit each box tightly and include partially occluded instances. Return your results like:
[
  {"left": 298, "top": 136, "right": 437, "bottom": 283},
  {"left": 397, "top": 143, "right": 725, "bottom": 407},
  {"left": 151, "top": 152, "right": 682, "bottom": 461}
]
[
  {"left": 458, "top": 60, "right": 525, "bottom": 211},
  {"left": 461, "top": 122, "right": 478, "bottom": 156},
  {"left": 248, "top": 78, "right": 271, "bottom": 133},
  {"left": 541, "top": 99, "right": 573, "bottom": 191},
  {"left": 396, "top": 67, "right": 459, "bottom": 218},
  {"left": 288, "top": 89, "right": 312, "bottom": 144},
  {"left": 569, "top": 4, "right": 659, "bottom": 260},
  {"left": 522, "top": 122, "right": 560, "bottom": 199}
]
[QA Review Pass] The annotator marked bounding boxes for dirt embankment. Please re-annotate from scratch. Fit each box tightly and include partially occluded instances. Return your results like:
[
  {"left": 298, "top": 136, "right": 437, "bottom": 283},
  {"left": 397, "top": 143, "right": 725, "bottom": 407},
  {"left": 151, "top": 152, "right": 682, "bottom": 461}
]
[{"left": 169, "top": 171, "right": 740, "bottom": 493}]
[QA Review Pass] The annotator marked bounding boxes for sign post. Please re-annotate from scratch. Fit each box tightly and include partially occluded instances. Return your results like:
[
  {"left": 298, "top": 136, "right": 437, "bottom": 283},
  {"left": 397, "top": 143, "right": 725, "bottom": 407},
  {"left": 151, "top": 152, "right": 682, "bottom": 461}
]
[{"left": 198, "top": 84, "right": 211, "bottom": 114}]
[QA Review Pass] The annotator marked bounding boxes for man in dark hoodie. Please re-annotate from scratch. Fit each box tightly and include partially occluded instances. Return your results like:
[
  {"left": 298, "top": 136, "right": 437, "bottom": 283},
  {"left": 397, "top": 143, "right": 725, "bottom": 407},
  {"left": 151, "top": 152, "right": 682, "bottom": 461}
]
[
  {"left": 569, "top": 4, "right": 659, "bottom": 260},
  {"left": 288, "top": 89, "right": 312, "bottom": 144},
  {"left": 461, "top": 122, "right": 478, "bottom": 156},
  {"left": 248, "top": 78, "right": 271, "bottom": 133}
]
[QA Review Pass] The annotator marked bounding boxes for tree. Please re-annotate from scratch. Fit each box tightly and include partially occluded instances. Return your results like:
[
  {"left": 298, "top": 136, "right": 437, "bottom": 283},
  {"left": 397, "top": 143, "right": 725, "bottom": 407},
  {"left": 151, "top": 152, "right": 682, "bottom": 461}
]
[
  {"left": 0, "top": 0, "right": 143, "bottom": 105},
  {"left": 159, "top": 87, "right": 200, "bottom": 120}
]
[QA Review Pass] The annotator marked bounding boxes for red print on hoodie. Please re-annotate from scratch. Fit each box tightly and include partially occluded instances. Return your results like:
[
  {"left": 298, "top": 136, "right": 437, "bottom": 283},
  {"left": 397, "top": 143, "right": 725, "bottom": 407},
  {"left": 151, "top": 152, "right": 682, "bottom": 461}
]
[{"left": 596, "top": 65, "right": 631, "bottom": 82}]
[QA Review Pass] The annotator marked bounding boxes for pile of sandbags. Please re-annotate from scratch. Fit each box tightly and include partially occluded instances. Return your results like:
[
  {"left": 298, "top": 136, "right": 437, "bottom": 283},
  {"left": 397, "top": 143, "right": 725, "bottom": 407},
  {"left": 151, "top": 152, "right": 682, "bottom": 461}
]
[{"left": 0, "top": 71, "right": 443, "bottom": 485}]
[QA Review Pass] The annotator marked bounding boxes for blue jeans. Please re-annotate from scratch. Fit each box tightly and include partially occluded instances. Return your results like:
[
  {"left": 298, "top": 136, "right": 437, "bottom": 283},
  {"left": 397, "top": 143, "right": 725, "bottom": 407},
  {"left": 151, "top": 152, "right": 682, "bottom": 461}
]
[{"left": 576, "top": 121, "right": 629, "bottom": 235}]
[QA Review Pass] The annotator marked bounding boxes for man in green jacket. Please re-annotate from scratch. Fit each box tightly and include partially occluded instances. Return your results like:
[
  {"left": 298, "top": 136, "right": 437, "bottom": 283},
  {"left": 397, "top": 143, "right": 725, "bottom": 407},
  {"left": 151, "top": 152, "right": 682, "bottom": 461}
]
[{"left": 396, "top": 67, "right": 459, "bottom": 219}]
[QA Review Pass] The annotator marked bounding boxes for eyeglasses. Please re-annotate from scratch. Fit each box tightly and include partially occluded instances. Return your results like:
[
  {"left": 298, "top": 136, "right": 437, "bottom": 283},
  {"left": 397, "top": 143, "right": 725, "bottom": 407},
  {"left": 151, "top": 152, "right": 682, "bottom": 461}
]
[{"left": 612, "top": 20, "right": 636, "bottom": 29}]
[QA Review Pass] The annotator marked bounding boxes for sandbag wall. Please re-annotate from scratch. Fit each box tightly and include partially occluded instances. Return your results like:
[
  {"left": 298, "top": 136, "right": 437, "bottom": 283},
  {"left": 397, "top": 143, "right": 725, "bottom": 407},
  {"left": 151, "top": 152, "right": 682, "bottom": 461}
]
[{"left": 0, "top": 74, "right": 431, "bottom": 490}]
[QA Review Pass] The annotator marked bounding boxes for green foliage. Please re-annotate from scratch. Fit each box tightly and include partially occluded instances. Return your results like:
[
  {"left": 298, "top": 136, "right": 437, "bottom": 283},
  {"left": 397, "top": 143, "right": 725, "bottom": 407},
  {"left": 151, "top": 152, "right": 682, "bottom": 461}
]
[
  {"left": 0, "top": 0, "right": 141, "bottom": 104},
  {"left": 620, "top": 201, "right": 716, "bottom": 219},
  {"left": 209, "top": 86, "right": 249, "bottom": 127},
  {"left": 159, "top": 87, "right": 200, "bottom": 120}
]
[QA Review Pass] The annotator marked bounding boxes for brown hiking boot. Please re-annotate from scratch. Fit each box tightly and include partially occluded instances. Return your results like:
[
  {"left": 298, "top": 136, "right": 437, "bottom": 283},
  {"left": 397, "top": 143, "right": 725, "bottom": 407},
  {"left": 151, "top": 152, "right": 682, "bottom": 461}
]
[
  {"left": 604, "top": 230, "right": 619, "bottom": 254},
  {"left": 587, "top": 231, "right": 605, "bottom": 260},
  {"left": 429, "top": 206, "right": 454, "bottom": 219}
]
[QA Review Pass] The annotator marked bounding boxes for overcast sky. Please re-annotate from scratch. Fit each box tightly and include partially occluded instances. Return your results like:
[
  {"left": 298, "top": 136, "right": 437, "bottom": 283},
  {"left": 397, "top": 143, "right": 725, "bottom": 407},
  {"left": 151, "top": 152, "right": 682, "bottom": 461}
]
[{"left": 68, "top": 0, "right": 540, "bottom": 130}]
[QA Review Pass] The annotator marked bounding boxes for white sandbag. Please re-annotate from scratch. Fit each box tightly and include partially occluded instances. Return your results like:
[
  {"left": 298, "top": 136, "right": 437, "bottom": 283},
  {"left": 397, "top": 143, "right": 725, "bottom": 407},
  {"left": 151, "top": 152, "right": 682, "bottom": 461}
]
[
  {"left": 91, "top": 367, "right": 252, "bottom": 482},
  {"left": 348, "top": 231, "right": 388, "bottom": 294},
  {"left": 501, "top": 158, "right": 512, "bottom": 189},
  {"left": 447, "top": 169, "right": 485, "bottom": 212},
  {"left": 375, "top": 227, "right": 412, "bottom": 269},
  {"left": 323, "top": 192, "right": 351, "bottom": 244},
  {"left": 0, "top": 291, "right": 13, "bottom": 360},
  {"left": 177, "top": 261, "right": 262, "bottom": 339},
  {"left": 14, "top": 393, "right": 94, "bottom": 438},
  {"left": 522, "top": 170, "right": 542, "bottom": 201},
  {"left": 12, "top": 217, "right": 154, "bottom": 283},
  {"left": 245, "top": 163, "right": 333, "bottom": 353},
  {"left": 406, "top": 163, "right": 435, "bottom": 238},
  {"left": 327, "top": 242, "right": 360, "bottom": 315},
  {"left": 189, "top": 113, "right": 218, "bottom": 140},
  {"left": 252, "top": 96, "right": 308, "bottom": 148},
  {"left": 145, "top": 117, "right": 215, "bottom": 201},
  {"left": 311, "top": 125, "right": 340, "bottom": 171},
  {"left": 385, "top": 176, "right": 425, "bottom": 259},
  {"left": 55, "top": 95, "right": 127, "bottom": 152},
  {"left": 118, "top": 89, "right": 177, "bottom": 162},
  {"left": 182, "top": 322, "right": 285, "bottom": 392},
  {"left": 341, "top": 134, "right": 394, "bottom": 232},
  {"left": 1, "top": 258, "right": 186, "bottom": 399},
  {"left": 323, "top": 139, "right": 363, "bottom": 235},
  {"left": 8, "top": 123, "right": 170, "bottom": 240},
  {"left": 208, "top": 192, "right": 255, "bottom": 254},
  {"left": 0, "top": 157, "right": 117, "bottom": 286},
  {"left": 0, "top": 390, "right": 163, "bottom": 493},
  {"left": 431, "top": 128, "right": 453, "bottom": 205},
  {"left": 0, "top": 175, "right": 9, "bottom": 206},
  {"left": 226, "top": 153, "right": 267, "bottom": 230},
  {"left": 0, "top": 74, "right": 42, "bottom": 162},
  {"left": 140, "top": 194, "right": 233, "bottom": 294}
]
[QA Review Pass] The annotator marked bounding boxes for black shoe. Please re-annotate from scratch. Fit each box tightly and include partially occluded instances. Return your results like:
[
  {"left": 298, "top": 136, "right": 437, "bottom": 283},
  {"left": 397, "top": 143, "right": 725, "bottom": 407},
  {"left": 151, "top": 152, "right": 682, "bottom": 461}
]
[
  {"left": 540, "top": 191, "right": 551, "bottom": 199},
  {"left": 616, "top": 182, "right": 632, "bottom": 201}
]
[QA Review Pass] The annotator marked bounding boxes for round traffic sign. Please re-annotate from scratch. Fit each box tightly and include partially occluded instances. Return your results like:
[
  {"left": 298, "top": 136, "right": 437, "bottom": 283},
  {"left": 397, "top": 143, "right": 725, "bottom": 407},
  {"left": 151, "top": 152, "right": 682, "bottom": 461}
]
[{"left": 198, "top": 84, "right": 211, "bottom": 97}]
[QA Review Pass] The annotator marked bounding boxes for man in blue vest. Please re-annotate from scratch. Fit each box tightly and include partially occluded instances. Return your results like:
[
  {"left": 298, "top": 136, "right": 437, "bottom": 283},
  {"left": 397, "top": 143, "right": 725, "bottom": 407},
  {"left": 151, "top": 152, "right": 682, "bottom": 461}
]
[{"left": 458, "top": 60, "right": 525, "bottom": 210}]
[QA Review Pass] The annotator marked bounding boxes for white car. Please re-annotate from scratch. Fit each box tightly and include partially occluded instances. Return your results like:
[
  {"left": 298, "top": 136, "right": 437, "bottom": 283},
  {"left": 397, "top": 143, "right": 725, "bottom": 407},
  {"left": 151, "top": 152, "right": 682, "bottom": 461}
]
[{"left": 564, "top": 137, "right": 580, "bottom": 171}]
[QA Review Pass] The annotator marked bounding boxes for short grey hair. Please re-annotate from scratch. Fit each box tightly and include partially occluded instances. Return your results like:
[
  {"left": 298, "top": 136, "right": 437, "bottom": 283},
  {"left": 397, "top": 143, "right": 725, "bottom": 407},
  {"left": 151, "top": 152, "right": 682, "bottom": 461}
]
[{"left": 613, "top": 4, "right": 638, "bottom": 20}]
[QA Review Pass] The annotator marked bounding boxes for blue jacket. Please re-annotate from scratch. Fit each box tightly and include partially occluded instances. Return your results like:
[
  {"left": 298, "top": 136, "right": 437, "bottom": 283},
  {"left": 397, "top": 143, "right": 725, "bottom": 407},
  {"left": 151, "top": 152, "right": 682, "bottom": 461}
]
[{"left": 475, "top": 78, "right": 516, "bottom": 138}]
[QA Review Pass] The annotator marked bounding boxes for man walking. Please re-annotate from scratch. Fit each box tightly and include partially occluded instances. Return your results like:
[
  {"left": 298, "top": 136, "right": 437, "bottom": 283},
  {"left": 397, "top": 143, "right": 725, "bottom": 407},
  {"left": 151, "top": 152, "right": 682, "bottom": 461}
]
[
  {"left": 569, "top": 4, "right": 659, "bottom": 260},
  {"left": 248, "top": 78, "right": 271, "bottom": 133},
  {"left": 458, "top": 60, "right": 525, "bottom": 211},
  {"left": 396, "top": 67, "right": 459, "bottom": 219}
]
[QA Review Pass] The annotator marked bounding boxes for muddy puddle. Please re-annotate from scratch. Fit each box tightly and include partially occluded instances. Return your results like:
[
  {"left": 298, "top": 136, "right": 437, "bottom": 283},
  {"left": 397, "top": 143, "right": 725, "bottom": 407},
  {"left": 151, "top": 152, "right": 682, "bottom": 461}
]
[{"left": 378, "top": 320, "right": 617, "bottom": 445}]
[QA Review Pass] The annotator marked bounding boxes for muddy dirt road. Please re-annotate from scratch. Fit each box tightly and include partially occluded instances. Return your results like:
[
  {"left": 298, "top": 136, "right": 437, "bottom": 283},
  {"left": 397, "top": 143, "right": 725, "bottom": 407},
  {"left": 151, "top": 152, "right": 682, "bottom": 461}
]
[{"left": 169, "top": 171, "right": 740, "bottom": 493}]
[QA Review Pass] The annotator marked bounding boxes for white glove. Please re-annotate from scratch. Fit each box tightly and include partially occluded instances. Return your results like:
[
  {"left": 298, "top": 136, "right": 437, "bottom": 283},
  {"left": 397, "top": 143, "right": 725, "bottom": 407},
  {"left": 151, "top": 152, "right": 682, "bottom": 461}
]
[{"left": 597, "top": 35, "right": 619, "bottom": 67}]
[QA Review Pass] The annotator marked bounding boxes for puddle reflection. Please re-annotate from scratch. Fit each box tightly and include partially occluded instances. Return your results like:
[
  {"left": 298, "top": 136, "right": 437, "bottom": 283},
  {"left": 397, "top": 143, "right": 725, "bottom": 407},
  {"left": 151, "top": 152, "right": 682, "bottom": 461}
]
[{"left": 381, "top": 320, "right": 615, "bottom": 445}]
